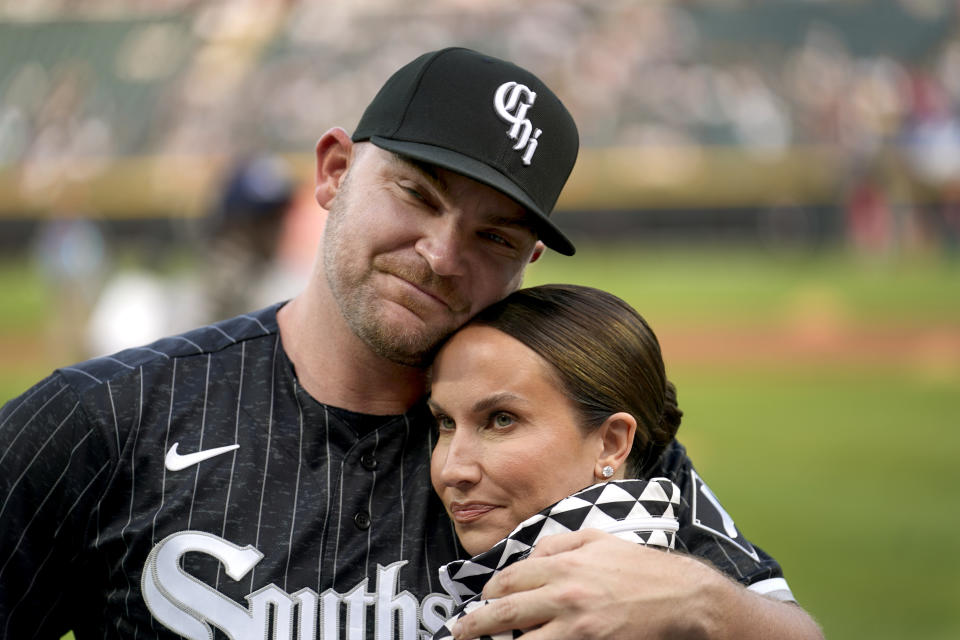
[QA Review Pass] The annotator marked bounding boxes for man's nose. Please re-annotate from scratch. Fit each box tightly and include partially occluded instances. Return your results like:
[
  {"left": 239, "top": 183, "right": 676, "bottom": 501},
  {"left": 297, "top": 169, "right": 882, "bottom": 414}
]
[{"left": 415, "top": 215, "right": 468, "bottom": 277}]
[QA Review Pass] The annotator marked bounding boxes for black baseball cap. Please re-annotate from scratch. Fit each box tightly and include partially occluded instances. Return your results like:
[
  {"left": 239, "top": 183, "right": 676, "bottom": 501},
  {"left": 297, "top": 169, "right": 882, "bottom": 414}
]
[{"left": 352, "top": 47, "right": 579, "bottom": 256}]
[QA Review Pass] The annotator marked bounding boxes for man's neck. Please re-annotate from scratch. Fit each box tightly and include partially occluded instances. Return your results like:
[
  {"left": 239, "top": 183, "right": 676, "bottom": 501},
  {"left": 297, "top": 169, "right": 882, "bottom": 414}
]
[{"left": 276, "top": 289, "right": 428, "bottom": 416}]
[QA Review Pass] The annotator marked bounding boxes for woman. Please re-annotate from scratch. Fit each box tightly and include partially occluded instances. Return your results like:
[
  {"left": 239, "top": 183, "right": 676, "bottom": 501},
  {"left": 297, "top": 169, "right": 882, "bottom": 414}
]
[{"left": 427, "top": 283, "right": 684, "bottom": 638}]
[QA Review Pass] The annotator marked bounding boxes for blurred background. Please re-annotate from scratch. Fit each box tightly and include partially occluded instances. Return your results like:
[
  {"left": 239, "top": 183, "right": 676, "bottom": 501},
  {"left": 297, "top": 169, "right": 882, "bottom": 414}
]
[{"left": 0, "top": 1, "right": 958, "bottom": 638}]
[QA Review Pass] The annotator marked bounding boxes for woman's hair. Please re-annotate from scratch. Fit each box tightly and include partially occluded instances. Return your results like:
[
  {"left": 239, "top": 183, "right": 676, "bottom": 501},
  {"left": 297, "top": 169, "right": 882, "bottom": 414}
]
[{"left": 468, "top": 284, "right": 682, "bottom": 477}]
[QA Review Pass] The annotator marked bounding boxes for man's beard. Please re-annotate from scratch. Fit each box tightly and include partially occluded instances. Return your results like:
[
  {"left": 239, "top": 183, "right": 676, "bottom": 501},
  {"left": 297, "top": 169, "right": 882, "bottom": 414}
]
[
  {"left": 322, "top": 182, "right": 465, "bottom": 368},
  {"left": 339, "top": 296, "right": 452, "bottom": 368}
]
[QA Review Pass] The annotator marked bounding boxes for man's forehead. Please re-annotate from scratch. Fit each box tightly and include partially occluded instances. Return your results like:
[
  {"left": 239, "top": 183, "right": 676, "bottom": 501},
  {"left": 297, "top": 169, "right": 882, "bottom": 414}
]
[
  {"left": 387, "top": 151, "right": 537, "bottom": 230},
  {"left": 387, "top": 152, "right": 447, "bottom": 190}
]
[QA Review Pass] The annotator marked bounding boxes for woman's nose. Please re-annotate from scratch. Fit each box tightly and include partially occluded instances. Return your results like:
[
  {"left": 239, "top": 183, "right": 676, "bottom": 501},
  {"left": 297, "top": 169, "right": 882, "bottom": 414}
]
[{"left": 436, "top": 432, "right": 482, "bottom": 488}]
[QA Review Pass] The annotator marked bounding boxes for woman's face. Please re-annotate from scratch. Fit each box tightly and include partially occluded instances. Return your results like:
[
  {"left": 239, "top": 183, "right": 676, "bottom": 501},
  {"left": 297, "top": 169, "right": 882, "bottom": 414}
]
[{"left": 429, "top": 325, "right": 602, "bottom": 555}]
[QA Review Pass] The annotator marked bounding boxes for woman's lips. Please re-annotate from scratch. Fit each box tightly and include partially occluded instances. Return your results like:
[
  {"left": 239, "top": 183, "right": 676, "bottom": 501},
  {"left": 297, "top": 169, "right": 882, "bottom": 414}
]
[{"left": 449, "top": 502, "right": 498, "bottom": 523}]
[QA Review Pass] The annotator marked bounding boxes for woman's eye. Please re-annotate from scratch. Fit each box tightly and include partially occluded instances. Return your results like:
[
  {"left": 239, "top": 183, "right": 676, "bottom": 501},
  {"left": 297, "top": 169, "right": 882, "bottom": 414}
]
[{"left": 492, "top": 413, "right": 514, "bottom": 428}]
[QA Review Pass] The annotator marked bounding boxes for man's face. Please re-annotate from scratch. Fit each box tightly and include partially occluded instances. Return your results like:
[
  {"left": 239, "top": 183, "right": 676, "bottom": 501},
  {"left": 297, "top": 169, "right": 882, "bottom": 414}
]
[{"left": 322, "top": 144, "right": 540, "bottom": 367}]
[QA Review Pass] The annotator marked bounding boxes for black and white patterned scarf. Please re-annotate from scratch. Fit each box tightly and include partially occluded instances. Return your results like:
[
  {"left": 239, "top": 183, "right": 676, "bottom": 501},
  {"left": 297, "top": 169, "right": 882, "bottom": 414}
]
[{"left": 434, "top": 478, "right": 681, "bottom": 640}]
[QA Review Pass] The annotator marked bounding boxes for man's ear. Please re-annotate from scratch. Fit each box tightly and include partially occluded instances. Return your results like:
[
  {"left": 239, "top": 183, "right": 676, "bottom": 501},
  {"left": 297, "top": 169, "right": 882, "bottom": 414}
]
[
  {"left": 528, "top": 241, "right": 546, "bottom": 264},
  {"left": 314, "top": 127, "right": 353, "bottom": 209},
  {"left": 595, "top": 412, "right": 636, "bottom": 479}
]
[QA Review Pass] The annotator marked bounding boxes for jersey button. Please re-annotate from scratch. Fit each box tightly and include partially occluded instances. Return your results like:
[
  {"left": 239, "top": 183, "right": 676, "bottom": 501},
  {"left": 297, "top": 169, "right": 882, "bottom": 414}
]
[
  {"left": 360, "top": 453, "right": 377, "bottom": 471},
  {"left": 354, "top": 511, "right": 371, "bottom": 530}
]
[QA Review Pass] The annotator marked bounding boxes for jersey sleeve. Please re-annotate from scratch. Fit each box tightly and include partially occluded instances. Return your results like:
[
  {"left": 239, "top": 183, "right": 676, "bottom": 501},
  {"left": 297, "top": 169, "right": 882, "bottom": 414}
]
[
  {"left": 0, "top": 371, "right": 118, "bottom": 638},
  {"left": 649, "top": 440, "right": 796, "bottom": 602}
]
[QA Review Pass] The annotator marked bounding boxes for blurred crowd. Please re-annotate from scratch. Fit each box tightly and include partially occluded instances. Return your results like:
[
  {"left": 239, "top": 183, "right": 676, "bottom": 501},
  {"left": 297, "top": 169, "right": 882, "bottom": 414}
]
[
  {"left": 1, "top": 1, "right": 958, "bottom": 164},
  {"left": 2, "top": 0, "right": 959, "bottom": 356}
]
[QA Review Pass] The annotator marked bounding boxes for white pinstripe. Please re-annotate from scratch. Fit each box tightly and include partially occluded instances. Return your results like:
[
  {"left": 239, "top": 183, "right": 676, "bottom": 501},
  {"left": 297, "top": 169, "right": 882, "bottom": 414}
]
[
  {"left": 399, "top": 415, "right": 409, "bottom": 560},
  {"left": 151, "top": 360, "right": 177, "bottom": 545},
  {"left": 60, "top": 366, "right": 102, "bottom": 383},
  {"left": 332, "top": 458, "right": 346, "bottom": 584},
  {"left": 423, "top": 427, "right": 436, "bottom": 590},
  {"left": 363, "top": 430, "right": 380, "bottom": 577},
  {"left": 317, "top": 402, "right": 332, "bottom": 591},
  {"left": 131, "top": 346, "right": 171, "bottom": 361},
  {"left": 0, "top": 401, "right": 79, "bottom": 520},
  {"left": 106, "top": 379, "right": 120, "bottom": 451},
  {"left": 187, "top": 354, "right": 213, "bottom": 529},
  {"left": 0, "top": 383, "right": 68, "bottom": 466},
  {"left": 117, "top": 369, "right": 145, "bottom": 618},
  {"left": 16, "top": 536, "right": 85, "bottom": 638},
  {"left": 172, "top": 335, "right": 204, "bottom": 353},
  {"left": 4, "top": 538, "right": 58, "bottom": 639},
  {"left": 91, "top": 374, "right": 128, "bottom": 580},
  {"left": 238, "top": 313, "right": 269, "bottom": 332},
  {"left": 147, "top": 360, "right": 178, "bottom": 636},
  {"left": 0, "top": 427, "right": 95, "bottom": 579},
  {"left": 714, "top": 533, "right": 744, "bottom": 579},
  {"left": 209, "top": 324, "right": 239, "bottom": 343},
  {"left": 0, "top": 375, "right": 59, "bottom": 431},
  {"left": 250, "top": 337, "right": 280, "bottom": 589},
  {"left": 32, "top": 585, "right": 66, "bottom": 640},
  {"left": 53, "top": 460, "right": 111, "bottom": 538},
  {"left": 285, "top": 379, "right": 306, "bottom": 591},
  {"left": 216, "top": 341, "right": 245, "bottom": 590},
  {"left": 99, "top": 356, "right": 137, "bottom": 370}
]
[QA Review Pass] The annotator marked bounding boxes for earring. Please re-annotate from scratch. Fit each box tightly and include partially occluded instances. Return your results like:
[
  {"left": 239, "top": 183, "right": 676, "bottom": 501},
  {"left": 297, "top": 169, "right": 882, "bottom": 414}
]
[{"left": 601, "top": 465, "right": 614, "bottom": 479}]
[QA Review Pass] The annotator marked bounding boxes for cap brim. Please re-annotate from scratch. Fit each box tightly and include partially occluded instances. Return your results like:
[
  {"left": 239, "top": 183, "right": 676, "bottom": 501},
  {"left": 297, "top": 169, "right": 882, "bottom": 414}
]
[{"left": 369, "top": 136, "right": 575, "bottom": 256}]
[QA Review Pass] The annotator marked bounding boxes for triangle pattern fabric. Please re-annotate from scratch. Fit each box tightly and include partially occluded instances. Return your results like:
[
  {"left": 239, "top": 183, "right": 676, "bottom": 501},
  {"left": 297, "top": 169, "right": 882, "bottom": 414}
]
[
  {"left": 547, "top": 504, "right": 593, "bottom": 531},
  {"left": 437, "top": 478, "right": 681, "bottom": 606},
  {"left": 589, "top": 499, "right": 636, "bottom": 521}
]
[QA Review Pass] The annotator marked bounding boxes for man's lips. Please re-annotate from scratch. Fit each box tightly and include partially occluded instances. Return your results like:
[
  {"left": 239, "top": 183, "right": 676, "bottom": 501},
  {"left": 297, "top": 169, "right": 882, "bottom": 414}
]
[
  {"left": 373, "top": 255, "right": 469, "bottom": 313},
  {"left": 394, "top": 274, "right": 451, "bottom": 310},
  {"left": 449, "top": 502, "right": 499, "bottom": 523}
]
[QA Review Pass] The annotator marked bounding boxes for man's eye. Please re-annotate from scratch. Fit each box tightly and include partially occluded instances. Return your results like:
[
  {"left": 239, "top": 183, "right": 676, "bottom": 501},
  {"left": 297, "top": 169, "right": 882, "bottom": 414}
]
[
  {"left": 435, "top": 415, "right": 455, "bottom": 431},
  {"left": 480, "top": 231, "right": 513, "bottom": 248},
  {"left": 403, "top": 186, "right": 426, "bottom": 201},
  {"left": 492, "top": 413, "right": 514, "bottom": 428}
]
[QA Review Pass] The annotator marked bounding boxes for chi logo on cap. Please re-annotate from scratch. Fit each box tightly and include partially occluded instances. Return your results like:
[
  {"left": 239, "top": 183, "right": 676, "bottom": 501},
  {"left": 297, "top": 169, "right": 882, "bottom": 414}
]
[{"left": 494, "top": 81, "right": 542, "bottom": 166}]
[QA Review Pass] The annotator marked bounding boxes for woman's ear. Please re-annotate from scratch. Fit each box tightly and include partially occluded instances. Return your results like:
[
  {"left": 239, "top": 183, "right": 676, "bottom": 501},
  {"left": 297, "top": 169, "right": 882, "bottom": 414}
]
[
  {"left": 595, "top": 412, "right": 636, "bottom": 480},
  {"left": 314, "top": 127, "right": 353, "bottom": 209}
]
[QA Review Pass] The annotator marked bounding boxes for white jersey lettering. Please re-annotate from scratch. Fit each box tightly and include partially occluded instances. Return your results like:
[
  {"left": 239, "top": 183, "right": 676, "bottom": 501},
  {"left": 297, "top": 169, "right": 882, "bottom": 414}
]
[{"left": 142, "top": 531, "right": 453, "bottom": 640}]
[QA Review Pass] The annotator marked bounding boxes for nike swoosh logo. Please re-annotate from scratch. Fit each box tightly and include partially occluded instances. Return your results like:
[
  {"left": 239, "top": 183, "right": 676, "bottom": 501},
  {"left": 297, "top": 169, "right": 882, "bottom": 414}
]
[{"left": 165, "top": 442, "right": 239, "bottom": 471}]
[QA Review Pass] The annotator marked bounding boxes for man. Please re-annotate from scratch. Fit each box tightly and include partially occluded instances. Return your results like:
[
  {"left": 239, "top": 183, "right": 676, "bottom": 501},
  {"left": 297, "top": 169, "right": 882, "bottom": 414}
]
[{"left": 0, "top": 48, "right": 822, "bottom": 639}]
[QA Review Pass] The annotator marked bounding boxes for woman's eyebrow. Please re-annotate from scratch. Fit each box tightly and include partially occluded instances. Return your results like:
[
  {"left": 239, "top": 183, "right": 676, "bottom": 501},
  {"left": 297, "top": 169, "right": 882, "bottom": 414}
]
[
  {"left": 471, "top": 392, "right": 525, "bottom": 414},
  {"left": 427, "top": 392, "right": 527, "bottom": 416}
]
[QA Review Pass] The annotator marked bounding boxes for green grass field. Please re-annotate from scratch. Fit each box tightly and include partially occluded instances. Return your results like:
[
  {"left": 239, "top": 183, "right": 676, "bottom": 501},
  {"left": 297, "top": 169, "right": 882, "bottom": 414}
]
[
  {"left": 526, "top": 245, "right": 960, "bottom": 640},
  {"left": 3, "top": 245, "right": 959, "bottom": 640}
]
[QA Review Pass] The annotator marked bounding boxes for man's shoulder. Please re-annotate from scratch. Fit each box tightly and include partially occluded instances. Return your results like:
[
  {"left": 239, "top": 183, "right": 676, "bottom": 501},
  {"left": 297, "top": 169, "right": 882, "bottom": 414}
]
[
  {"left": 650, "top": 439, "right": 789, "bottom": 590},
  {"left": 648, "top": 439, "right": 692, "bottom": 480},
  {"left": 56, "top": 303, "right": 283, "bottom": 394}
]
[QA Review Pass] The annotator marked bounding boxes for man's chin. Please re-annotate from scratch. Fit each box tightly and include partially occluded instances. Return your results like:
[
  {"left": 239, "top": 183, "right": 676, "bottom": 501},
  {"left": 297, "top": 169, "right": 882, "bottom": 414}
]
[
  {"left": 360, "top": 321, "right": 453, "bottom": 368},
  {"left": 369, "top": 340, "right": 440, "bottom": 369}
]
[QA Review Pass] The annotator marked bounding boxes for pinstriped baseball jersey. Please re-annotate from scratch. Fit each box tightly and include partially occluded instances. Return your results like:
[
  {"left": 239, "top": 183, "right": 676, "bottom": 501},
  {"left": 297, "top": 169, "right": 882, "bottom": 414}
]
[{"left": 0, "top": 303, "right": 789, "bottom": 640}]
